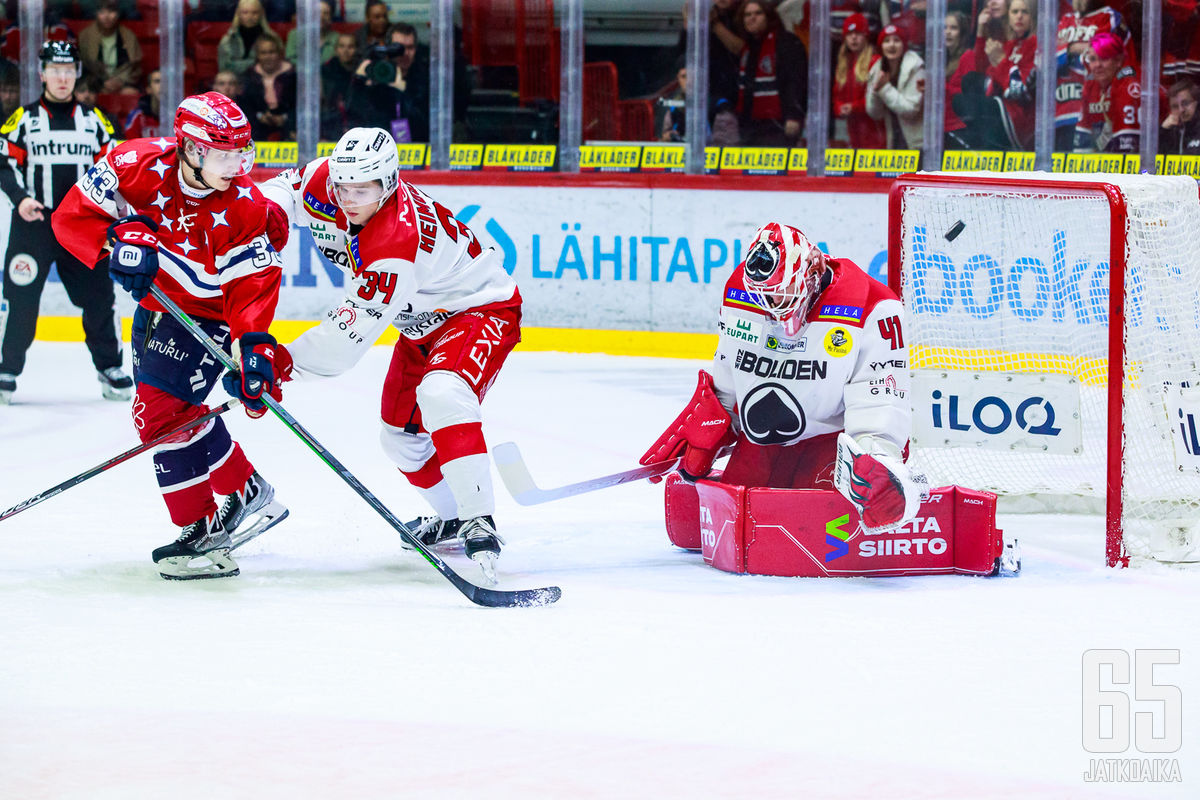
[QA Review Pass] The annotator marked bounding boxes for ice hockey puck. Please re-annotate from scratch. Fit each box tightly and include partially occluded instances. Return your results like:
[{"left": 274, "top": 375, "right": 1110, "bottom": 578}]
[{"left": 944, "top": 220, "right": 966, "bottom": 242}]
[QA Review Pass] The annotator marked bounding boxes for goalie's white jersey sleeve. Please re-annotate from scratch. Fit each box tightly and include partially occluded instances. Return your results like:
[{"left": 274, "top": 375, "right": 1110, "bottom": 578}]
[
  {"left": 711, "top": 257, "right": 910, "bottom": 457},
  {"left": 259, "top": 158, "right": 518, "bottom": 377}
]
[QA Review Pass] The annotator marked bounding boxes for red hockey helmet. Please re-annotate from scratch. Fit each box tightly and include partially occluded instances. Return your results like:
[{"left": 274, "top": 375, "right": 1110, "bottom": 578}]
[
  {"left": 173, "top": 92, "right": 255, "bottom": 177},
  {"left": 742, "top": 222, "right": 827, "bottom": 325}
]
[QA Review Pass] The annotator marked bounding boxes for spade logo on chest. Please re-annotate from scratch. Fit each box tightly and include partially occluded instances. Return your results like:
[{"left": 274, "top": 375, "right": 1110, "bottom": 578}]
[{"left": 739, "top": 383, "right": 806, "bottom": 445}]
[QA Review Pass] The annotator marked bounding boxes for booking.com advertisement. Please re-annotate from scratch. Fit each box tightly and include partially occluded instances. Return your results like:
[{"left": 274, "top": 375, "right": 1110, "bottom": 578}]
[{"left": 30, "top": 185, "right": 891, "bottom": 335}]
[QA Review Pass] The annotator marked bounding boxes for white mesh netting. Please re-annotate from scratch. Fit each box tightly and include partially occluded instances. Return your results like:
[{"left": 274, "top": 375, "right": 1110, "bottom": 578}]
[{"left": 895, "top": 172, "right": 1200, "bottom": 564}]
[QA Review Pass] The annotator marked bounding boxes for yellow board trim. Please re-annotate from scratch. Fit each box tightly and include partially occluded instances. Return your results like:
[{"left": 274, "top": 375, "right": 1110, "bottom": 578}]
[
  {"left": 35, "top": 316, "right": 718, "bottom": 360},
  {"left": 911, "top": 345, "right": 1108, "bottom": 387}
]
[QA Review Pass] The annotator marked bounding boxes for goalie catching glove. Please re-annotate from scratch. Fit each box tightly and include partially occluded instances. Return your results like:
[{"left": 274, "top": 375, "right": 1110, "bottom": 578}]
[
  {"left": 833, "top": 432, "right": 927, "bottom": 534},
  {"left": 221, "top": 332, "right": 293, "bottom": 418},
  {"left": 640, "top": 370, "right": 736, "bottom": 482}
]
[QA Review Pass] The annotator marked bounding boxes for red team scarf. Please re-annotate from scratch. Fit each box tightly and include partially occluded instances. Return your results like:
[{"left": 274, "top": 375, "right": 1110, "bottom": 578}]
[{"left": 737, "top": 31, "right": 783, "bottom": 121}]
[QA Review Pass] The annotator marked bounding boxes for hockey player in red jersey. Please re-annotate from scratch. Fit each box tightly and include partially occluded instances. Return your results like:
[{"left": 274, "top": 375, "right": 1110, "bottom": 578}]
[
  {"left": 51, "top": 92, "right": 290, "bottom": 580},
  {"left": 1075, "top": 31, "right": 1147, "bottom": 153},
  {"left": 258, "top": 128, "right": 520, "bottom": 583},
  {"left": 640, "top": 222, "right": 924, "bottom": 534}
]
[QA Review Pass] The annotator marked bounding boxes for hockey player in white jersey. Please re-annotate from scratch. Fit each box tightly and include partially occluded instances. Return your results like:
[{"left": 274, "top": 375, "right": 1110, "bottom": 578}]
[
  {"left": 641, "top": 221, "right": 924, "bottom": 533},
  {"left": 259, "top": 128, "right": 521, "bottom": 582}
]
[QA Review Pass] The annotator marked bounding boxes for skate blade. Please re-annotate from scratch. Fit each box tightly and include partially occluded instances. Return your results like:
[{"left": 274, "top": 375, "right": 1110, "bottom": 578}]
[
  {"left": 100, "top": 386, "right": 132, "bottom": 401},
  {"left": 229, "top": 504, "right": 289, "bottom": 551},
  {"left": 156, "top": 548, "right": 240, "bottom": 580},
  {"left": 398, "top": 528, "right": 466, "bottom": 554},
  {"left": 470, "top": 551, "right": 499, "bottom": 585},
  {"left": 0, "top": 391, "right": 11, "bottom": 405}
]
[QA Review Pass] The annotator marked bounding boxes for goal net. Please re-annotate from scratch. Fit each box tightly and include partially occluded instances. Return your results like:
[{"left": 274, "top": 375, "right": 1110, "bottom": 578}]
[{"left": 889, "top": 172, "right": 1200, "bottom": 566}]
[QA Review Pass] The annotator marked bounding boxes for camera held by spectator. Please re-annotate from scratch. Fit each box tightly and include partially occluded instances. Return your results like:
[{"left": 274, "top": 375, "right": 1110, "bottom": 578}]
[{"left": 363, "top": 41, "right": 408, "bottom": 86}]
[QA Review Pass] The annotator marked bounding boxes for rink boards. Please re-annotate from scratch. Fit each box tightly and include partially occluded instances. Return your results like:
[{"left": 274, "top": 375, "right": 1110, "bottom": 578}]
[{"left": 25, "top": 179, "right": 891, "bottom": 358}]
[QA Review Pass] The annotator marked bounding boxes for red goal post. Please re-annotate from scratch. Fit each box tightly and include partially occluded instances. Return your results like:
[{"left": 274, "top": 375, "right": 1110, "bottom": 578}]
[{"left": 887, "top": 172, "right": 1200, "bottom": 567}]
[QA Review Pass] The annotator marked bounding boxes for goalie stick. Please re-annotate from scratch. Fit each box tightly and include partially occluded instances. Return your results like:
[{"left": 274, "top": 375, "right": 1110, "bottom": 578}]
[
  {"left": 0, "top": 398, "right": 240, "bottom": 524},
  {"left": 492, "top": 441, "right": 734, "bottom": 505},
  {"left": 150, "top": 286, "right": 560, "bottom": 608}
]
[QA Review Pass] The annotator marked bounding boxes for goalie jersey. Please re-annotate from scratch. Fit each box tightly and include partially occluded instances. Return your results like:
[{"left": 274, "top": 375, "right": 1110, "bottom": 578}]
[{"left": 711, "top": 258, "right": 911, "bottom": 456}]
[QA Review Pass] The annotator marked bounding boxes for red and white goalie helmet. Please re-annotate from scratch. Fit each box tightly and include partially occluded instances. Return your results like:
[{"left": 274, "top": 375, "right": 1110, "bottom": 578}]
[
  {"left": 742, "top": 222, "right": 827, "bottom": 326},
  {"left": 173, "top": 92, "right": 255, "bottom": 177}
]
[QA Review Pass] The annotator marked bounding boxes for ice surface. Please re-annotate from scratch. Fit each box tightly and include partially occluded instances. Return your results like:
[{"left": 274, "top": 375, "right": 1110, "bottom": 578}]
[{"left": 1, "top": 342, "right": 1196, "bottom": 799}]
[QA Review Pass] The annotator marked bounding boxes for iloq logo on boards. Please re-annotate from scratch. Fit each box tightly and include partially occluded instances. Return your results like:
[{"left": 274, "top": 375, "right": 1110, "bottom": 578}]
[{"left": 911, "top": 370, "right": 1082, "bottom": 455}]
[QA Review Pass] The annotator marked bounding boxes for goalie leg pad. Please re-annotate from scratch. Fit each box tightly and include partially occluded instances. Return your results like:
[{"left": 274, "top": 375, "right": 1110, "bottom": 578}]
[
  {"left": 664, "top": 472, "right": 703, "bottom": 550},
  {"left": 689, "top": 484, "right": 1010, "bottom": 577}
]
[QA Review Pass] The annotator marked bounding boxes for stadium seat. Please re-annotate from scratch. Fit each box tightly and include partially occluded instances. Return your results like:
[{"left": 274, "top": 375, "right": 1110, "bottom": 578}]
[
  {"left": 583, "top": 61, "right": 620, "bottom": 141},
  {"left": 617, "top": 99, "right": 653, "bottom": 142},
  {"left": 97, "top": 92, "right": 141, "bottom": 131},
  {"left": 125, "top": 21, "right": 160, "bottom": 74}
]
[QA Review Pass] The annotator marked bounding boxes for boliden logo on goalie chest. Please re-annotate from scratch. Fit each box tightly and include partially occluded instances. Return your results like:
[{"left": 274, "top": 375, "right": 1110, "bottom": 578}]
[{"left": 735, "top": 350, "right": 827, "bottom": 380}]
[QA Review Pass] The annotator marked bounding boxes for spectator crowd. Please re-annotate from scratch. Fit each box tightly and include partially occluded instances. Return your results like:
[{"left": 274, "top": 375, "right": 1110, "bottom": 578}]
[
  {"left": 3, "top": 0, "right": 1200, "bottom": 157},
  {"left": 0, "top": 0, "right": 429, "bottom": 145},
  {"left": 673, "top": 0, "right": 1200, "bottom": 156}
]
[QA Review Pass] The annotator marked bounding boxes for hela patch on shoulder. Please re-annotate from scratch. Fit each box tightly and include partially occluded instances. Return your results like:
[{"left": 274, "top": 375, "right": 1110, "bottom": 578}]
[
  {"left": 724, "top": 287, "right": 763, "bottom": 312},
  {"left": 303, "top": 191, "right": 337, "bottom": 222},
  {"left": 345, "top": 235, "right": 363, "bottom": 275},
  {"left": 816, "top": 304, "right": 864, "bottom": 323}
]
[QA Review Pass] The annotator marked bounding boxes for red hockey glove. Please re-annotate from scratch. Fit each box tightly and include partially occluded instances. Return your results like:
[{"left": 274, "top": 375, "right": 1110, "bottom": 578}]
[
  {"left": 264, "top": 199, "right": 290, "bottom": 252},
  {"left": 640, "top": 370, "right": 735, "bottom": 482},
  {"left": 222, "top": 333, "right": 294, "bottom": 419},
  {"left": 834, "top": 433, "right": 926, "bottom": 533}
]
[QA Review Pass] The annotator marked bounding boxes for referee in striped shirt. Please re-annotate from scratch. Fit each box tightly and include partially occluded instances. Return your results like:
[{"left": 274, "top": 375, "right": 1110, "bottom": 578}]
[{"left": 0, "top": 41, "right": 131, "bottom": 404}]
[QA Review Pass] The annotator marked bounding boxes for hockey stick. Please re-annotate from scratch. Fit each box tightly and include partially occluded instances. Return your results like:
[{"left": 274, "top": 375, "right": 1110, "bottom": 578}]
[
  {"left": 492, "top": 441, "right": 735, "bottom": 505},
  {"left": 148, "top": 285, "right": 560, "bottom": 608},
  {"left": 0, "top": 398, "right": 240, "bottom": 524}
]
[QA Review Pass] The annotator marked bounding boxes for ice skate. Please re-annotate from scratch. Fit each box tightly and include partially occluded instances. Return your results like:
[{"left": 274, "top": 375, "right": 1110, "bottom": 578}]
[
  {"left": 152, "top": 513, "right": 239, "bottom": 580},
  {"left": 221, "top": 471, "right": 289, "bottom": 551},
  {"left": 0, "top": 373, "right": 14, "bottom": 405},
  {"left": 400, "top": 515, "right": 465, "bottom": 552},
  {"left": 97, "top": 367, "right": 133, "bottom": 401},
  {"left": 460, "top": 515, "right": 505, "bottom": 585}
]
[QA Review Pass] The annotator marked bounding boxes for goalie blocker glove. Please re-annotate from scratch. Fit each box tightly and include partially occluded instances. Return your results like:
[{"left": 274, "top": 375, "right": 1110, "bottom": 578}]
[
  {"left": 222, "top": 332, "right": 294, "bottom": 418},
  {"left": 104, "top": 215, "right": 160, "bottom": 301},
  {"left": 834, "top": 432, "right": 928, "bottom": 534},
  {"left": 640, "top": 370, "right": 736, "bottom": 482}
]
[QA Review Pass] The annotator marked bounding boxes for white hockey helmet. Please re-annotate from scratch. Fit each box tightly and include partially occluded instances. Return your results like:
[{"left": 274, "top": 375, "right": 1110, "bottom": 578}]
[
  {"left": 327, "top": 127, "right": 400, "bottom": 209},
  {"left": 742, "top": 222, "right": 827, "bottom": 325}
]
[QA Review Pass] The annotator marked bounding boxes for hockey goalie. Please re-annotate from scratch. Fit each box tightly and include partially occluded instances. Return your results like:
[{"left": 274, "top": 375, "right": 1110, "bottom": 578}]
[{"left": 640, "top": 222, "right": 1017, "bottom": 577}]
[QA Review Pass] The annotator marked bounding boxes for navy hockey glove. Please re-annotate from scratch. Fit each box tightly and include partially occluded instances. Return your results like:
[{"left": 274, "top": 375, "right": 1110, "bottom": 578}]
[
  {"left": 222, "top": 333, "right": 293, "bottom": 419},
  {"left": 105, "top": 215, "right": 160, "bottom": 301}
]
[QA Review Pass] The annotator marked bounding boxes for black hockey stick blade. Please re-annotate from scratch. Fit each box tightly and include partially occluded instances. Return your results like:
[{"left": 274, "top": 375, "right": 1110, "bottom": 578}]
[
  {"left": 0, "top": 399, "right": 240, "bottom": 524},
  {"left": 492, "top": 441, "right": 734, "bottom": 505},
  {"left": 150, "top": 286, "right": 560, "bottom": 608}
]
